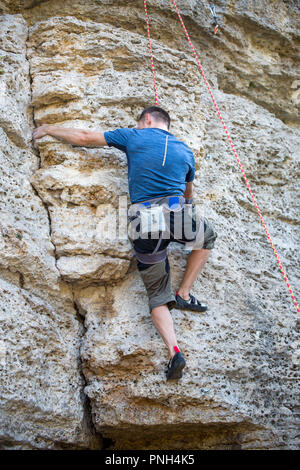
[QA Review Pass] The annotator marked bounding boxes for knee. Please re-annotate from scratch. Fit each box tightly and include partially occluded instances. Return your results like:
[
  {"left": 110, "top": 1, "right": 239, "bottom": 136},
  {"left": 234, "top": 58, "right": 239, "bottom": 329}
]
[
  {"left": 151, "top": 304, "right": 169, "bottom": 316},
  {"left": 189, "top": 247, "right": 211, "bottom": 258}
]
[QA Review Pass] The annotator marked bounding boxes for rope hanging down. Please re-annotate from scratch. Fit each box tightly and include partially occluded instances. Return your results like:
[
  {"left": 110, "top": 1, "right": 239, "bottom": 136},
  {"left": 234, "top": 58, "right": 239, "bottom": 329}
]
[{"left": 143, "top": 0, "right": 300, "bottom": 315}]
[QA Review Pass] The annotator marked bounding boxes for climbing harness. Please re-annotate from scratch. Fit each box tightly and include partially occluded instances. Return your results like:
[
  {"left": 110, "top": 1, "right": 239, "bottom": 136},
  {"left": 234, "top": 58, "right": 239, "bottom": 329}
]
[
  {"left": 209, "top": 4, "right": 219, "bottom": 34},
  {"left": 143, "top": 0, "right": 300, "bottom": 315}
]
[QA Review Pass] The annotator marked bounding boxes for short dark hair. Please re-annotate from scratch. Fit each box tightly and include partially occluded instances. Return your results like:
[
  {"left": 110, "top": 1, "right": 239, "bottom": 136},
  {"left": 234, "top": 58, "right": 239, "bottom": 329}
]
[{"left": 138, "top": 106, "right": 171, "bottom": 129}]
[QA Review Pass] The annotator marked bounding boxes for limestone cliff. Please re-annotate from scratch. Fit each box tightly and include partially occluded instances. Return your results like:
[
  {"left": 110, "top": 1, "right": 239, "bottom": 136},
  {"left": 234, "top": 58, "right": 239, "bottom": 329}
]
[{"left": 0, "top": 0, "right": 299, "bottom": 449}]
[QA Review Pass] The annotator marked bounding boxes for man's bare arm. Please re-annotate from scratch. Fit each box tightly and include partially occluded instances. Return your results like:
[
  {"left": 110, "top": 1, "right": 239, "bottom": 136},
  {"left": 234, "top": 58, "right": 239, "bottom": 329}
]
[
  {"left": 184, "top": 181, "right": 193, "bottom": 200},
  {"left": 33, "top": 124, "right": 108, "bottom": 147}
]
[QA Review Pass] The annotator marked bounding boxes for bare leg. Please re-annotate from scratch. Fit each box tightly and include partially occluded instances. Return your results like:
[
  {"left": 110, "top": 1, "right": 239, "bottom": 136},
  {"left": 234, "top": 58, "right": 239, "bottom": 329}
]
[
  {"left": 151, "top": 305, "right": 178, "bottom": 358},
  {"left": 177, "top": 248, "right": 211, "bottom": 300}
]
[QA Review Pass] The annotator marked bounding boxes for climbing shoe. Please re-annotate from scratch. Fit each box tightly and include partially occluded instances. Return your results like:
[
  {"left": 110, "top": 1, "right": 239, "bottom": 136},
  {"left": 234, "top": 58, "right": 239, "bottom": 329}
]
[
  {"left": 175, "top": 292, "right": 208, "bottom": 312},
  {"left": 165, "top": 351, "right": 186, "bottom": 380}
]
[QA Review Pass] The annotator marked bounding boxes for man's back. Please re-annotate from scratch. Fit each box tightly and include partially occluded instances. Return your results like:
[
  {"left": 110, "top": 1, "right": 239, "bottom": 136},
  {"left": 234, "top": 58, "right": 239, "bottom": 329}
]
[{"left": 104, "top": 127, "right": 195, "bottom": 204}]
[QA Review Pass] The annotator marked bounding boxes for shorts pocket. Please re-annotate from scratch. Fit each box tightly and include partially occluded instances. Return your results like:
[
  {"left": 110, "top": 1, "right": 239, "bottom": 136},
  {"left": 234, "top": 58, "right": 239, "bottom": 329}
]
[
  {"left": 203, "top": 219, "right": 217, "bottom": 249},
  {"left": 139, "top": 259, "right": 175, "bottom": 311}
]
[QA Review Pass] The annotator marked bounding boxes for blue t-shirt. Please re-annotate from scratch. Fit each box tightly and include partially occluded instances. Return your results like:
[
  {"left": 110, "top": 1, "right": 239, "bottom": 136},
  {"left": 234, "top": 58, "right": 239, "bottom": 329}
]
[{"left": 104, "top": 127, "right": 195, "bottom": 204}]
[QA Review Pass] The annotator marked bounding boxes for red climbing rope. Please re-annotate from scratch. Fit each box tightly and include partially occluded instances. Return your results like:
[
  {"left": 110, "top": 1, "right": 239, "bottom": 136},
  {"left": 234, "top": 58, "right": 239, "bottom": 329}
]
[
  {"left": 143, "top": 0, "right": 159, "bottom": 105},
  {"left": 143, "top": 0, "right": 300, "bottom": 315}
]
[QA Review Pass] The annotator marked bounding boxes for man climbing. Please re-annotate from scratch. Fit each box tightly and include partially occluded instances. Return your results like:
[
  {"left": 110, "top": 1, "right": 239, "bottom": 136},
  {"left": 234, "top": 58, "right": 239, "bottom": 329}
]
[{"left": 33, "top": 106, "right": 217, "bottom": 380}]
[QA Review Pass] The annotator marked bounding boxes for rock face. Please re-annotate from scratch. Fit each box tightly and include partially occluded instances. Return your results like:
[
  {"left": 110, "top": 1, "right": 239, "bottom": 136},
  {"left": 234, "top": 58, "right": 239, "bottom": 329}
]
[{"left": 0, "top": 0, "right": 299, "bottom": 450}]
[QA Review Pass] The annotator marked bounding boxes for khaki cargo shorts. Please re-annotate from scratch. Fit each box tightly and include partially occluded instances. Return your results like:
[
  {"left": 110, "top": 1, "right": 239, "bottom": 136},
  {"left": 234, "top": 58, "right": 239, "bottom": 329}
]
[{"left": 128, "top": 205, "right": 217, "bottom": 311}]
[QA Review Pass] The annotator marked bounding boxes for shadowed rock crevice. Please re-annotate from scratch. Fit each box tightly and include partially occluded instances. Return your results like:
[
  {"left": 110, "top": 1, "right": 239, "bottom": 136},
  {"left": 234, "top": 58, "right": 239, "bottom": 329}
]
[
  {"left": 26, "top": 23, "right": 104, "bottom": 449},
  {"left": 99, "top": 421, "right": 264, "bottom": 450},
  {"left": 72, "top": 290, "right": 104, "bottom": 449}
]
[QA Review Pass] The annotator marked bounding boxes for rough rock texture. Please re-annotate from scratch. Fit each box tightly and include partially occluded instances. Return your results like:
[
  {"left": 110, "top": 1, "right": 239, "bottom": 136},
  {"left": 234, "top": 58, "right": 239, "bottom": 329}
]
[{"left": 0, "top": 0, "right": 299, "bottom": 449}]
